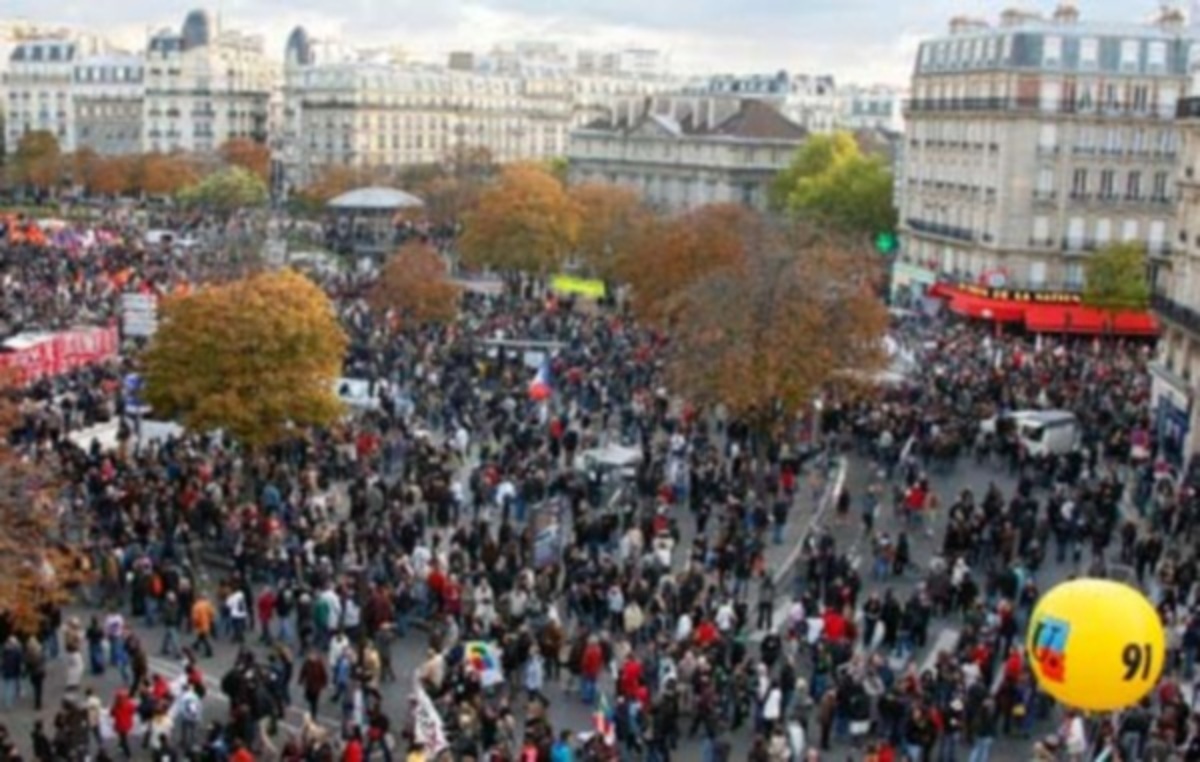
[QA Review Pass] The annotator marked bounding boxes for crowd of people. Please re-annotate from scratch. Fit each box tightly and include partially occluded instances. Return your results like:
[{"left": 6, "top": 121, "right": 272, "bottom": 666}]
[{"left": 0, "top": 211, "right": 1197, "bottom": 762}]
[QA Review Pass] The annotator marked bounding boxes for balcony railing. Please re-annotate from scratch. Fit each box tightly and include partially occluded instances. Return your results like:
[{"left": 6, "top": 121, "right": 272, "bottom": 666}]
[
  {"left": 905, "top": 218, "right": 975, "bottom": 243},
  {"left": 1062, "top": 238, "right": 1099, "bottom": 253},
  {"left": 1177, "top": 97, "right": 1200, "bottom": 119},
  {"left": 1153, "top": 291, "right": 1200, "bottom": 334},
  {"left": 908, "top": 97, "right": 1171, "bottom": 117}
]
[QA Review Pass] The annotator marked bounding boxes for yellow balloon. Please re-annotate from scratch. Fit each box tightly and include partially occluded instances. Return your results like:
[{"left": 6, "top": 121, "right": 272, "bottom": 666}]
[{"left": 1026, "top": 578, "right": 1165, "bottom": 712}]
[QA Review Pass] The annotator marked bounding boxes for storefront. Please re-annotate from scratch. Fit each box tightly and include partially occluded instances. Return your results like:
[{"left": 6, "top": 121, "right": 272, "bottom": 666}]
[
  {"left": 928, "top": 282, "right": 1159, "bottom": 337},
  {"left": 1150, "top": 361, "right": 1192, "bottom": 467},
  {"left": 889, "top": 261, "right": 939, "bottom": 307}
]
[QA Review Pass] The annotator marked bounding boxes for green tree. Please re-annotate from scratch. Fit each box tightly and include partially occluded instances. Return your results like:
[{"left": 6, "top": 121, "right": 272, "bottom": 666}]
[
  {"left": 770, "top": 131, "right": 897, "bottom": 238},
  {"left": 178, "top": 166, "right": 268, "bottom": 213},
  {"left": 1083, "top": 242, "right": 1150, "bottom": 314},
  {"left": 9, "top": 130, "right": 62, "bottom": 192},
  {"left": 143, "top": 270, "right": 348, "bottom": 449},
  {"left": 545, "top": 156, "right": 569, "bottom": 184}
]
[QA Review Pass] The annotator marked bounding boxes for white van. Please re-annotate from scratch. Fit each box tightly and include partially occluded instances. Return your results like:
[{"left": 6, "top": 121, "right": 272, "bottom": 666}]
[{"left": 981, "top": 409, "right": 1080, "bottom": 457}]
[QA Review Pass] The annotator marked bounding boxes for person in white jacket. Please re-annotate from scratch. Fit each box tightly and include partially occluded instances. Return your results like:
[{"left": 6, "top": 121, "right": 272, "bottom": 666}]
[
  {"left": 172, "top": 682, "right": 203, "bottom": 750},
  {"left": 762, "top": 681, "right": 783, "bottom": 734},
  {"left": 1063, "top": 710, "right": 1088, "bottom": 761}
]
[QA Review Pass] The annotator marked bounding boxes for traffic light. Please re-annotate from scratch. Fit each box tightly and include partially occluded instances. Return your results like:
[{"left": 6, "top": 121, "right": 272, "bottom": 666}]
[{"left": 875, "top": 231, "right": 897, "bottom": 255}]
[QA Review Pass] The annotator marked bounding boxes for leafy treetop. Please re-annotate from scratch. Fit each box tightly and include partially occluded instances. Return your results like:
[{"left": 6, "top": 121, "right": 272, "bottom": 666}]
[
  {"left": 1083, "top": 241, "right": 1151, "bottom": 313},
  {"left": 142, "top": 269, "right": 348, "bottom": 449}
]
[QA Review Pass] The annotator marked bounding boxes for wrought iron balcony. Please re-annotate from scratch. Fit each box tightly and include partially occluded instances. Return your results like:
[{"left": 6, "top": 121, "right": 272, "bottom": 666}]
[
  {"left": 1177, "top": 97, "right": 1200, "bottom": 119},
  {"left": 904, "top": 218, "right": 975, "bottom": 243},
  {"left": 1153, "top": 291, "right": 1200, "bottom": 335}
]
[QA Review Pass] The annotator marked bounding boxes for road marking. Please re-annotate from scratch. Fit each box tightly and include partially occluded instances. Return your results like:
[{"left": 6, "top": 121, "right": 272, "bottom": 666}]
[
  {"left": 918, "top": 628, "right": 960, "bottom": 674},
  {"left": 771, "top": 456, "right": 847, "bottom": 589}
]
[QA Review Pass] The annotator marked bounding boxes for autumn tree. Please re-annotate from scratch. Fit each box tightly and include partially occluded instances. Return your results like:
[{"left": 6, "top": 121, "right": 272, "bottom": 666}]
[
  {"left": 1084, "top": 242, "right": 1151, "bottom": 315},
  {"left": 220, "top": 138, "right": 271, "bottom": 183},
  {"left": 0, "top": 382, "right": 83, "bottom": 631},
  {"left": 92, "top": 155, "right": 135, "bottom": 197},
  {"left": 138, "top": 152, "right": 200, "bottom": 197},
  {"left": 177, "top": 166, "right": 268, "bottom": 214},
  {"left": 9, "top": 130, "right": 62, "bottom": 193},
  {"left": 622, "top": 203, "right": 759, "bottom": 323},
  {"left": 367, "top": 242, "right": 461, "bottom": 326},
  {"left": 460, "top": 163, "right": 581, "bottom": 274},
  {"left": 69, "top": 147, "right": 99, "bottom": 189},
  {"left": 416, "top": 175, "right": 472, "bottom": 227},
  {"left": 143, "top": 269, "right": 348, "bottom": 449},
  {"left": 569, "top": 183, "right": 651, "bottom": 280},
  {"left": 771, "top": 131, "right": 897, "bottom": 238},
  {"left": 444, "top": 145, "right": 495, "bottom": 183},
  {"left": 666, "top": 221, "right": 887, "bottom": 449},
  {"left": 292, "top": 165, "right": 374, "bottom": 214}
]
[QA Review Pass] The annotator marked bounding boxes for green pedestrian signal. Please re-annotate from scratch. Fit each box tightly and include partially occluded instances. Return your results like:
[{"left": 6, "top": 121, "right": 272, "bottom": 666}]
[{"left": 875, "top": 232, "right": 897, "bottom": 254}]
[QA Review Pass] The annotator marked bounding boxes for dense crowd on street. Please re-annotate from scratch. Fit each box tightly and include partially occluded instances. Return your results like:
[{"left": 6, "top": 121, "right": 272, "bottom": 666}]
[{"left": 0, "top": 211, "right": 1197, "bottom": 762}]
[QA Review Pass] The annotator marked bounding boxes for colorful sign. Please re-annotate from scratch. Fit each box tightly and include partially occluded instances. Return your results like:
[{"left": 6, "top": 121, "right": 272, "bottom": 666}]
[
  {"left": 956, "top": 283, "right": 1083, "bottom": 305},
  {"left": 463, "top": 641, "right": 505, "bottom": 687},
  {"left": 550, "top": 275, "right": 607, "bottom": 299}
]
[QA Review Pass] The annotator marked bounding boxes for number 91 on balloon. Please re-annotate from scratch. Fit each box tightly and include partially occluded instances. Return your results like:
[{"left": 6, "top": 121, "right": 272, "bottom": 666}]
[{"left": 1025, "top": 578, "right": 1165, "bottom": 712}]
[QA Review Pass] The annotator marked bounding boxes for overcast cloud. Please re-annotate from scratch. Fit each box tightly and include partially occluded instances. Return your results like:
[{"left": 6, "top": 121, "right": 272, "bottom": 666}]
[{"left": 5, "top": 0, "right": 1181, "bottom": 84}]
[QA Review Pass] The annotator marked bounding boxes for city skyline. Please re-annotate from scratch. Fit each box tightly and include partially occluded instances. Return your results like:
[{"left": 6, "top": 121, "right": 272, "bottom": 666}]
[{"left": 7, "top": 0, "right": 1191, "bottom": 85}]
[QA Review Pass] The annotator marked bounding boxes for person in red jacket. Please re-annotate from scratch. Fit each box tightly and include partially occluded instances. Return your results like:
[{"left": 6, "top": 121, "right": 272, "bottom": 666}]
[
  {"left": 257, "top": 587, "right": 276, "bottom": 644},
  {"left": 693, "top": 619, "right": 719, "bottom": 649},
  {"left": 110, "top": 688, "right": 136, "bottom": 759},
  {"left": 579, "top": 635, "right": 604, "bottom": 706},
  {"left": 823, "top": 607, "right": 848, "bottom": 642},
  {"left": 230, "top": 739, "right": 256, "bottom": 762},
  {"left": 618, "top": 656, "right": 642, "bottom": 699},
  {"left": 342, "top": 726, "right": 364, "bottom": 762}
]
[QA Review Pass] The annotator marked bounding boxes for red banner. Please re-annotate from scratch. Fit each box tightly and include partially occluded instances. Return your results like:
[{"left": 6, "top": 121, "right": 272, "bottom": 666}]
[{"left": 0, "top": 326, "right": 119, "bottom": 384}]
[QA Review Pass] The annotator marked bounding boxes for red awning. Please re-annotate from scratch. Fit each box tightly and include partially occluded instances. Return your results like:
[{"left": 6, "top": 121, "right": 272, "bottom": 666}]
[
  {"left": 945, "top": 291, "right": 1025, "bottom": 322},
  {"left": 1024, "top": 305, "right": 1159, "bottom": 336},
  {"left": 929, "top": 283, "right": 1159, "bottom": 337}
]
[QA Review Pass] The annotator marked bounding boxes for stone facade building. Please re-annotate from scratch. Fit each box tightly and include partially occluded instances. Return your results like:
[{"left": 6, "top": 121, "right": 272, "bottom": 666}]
[
  {"left": 566, "top": 96, "right": 806, "bottom": 212},
  {"left": 899, "top": 5, "right": 1194, "bottom": 290}
]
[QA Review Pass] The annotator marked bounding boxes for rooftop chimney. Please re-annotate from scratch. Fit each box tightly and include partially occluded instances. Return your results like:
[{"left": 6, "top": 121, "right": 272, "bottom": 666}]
[
  {"left": 1052, "top": 3, "right": 1079, "bottom": 24},
  {"left": 1000, "top": 8, "right": 1042, "bottom": 27},
  {"left": 1158, "top": 5, "right": 1185, "bottom": 30}
]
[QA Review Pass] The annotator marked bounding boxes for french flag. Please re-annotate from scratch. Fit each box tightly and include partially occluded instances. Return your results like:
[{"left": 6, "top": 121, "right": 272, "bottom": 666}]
[{"left": 528, "top": 356, "right": 552, "bottom": 401}]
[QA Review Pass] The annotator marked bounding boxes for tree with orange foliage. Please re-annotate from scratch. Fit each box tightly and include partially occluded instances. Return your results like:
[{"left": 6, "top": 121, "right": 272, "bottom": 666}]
[
  {"left": 0, "top": 381, "right": 85, "bottom": 632},
  {"left": 666, "top": 221, "right": 887, "bottom": 444},
  {"left": 138, "top": 152, "right": 200, "bottom": 197},
  {"left": 90, "top": 156, "right": 133, "bottom": 197},
  {"left": 622, "top": 203, "right": 759, "bottom": 323},
  {"left": 569, "top": 183, "right": 651, "bottom": 280},
  {"left": 143, "top": 269, "right": 348, "bottom": 449},
  {"left": 69, "top": 147, "right": 99, "bottom": 189},
  {"left": 367, "top": 242, "right": 460, "bottom": 327},
  {"left": 460, "top": 163, "right": 580, "bottom": 274},
  {"left": 292, "top": 165, "right": 374, "bottom": 214},
  {"left": 220, "top": 138, "right": 271, "bottom": 183},
  {"left": 9, "top": 130, "right": 62, "bottom": 193},
  {"left": 415, "top": 175, "right": 474, "bottom": 227}
]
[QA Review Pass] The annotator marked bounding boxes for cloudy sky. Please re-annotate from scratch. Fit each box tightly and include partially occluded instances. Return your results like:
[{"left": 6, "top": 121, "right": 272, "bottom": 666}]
[{"left": 5, "top": 0, "right": 1183, "bottom": 84}]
